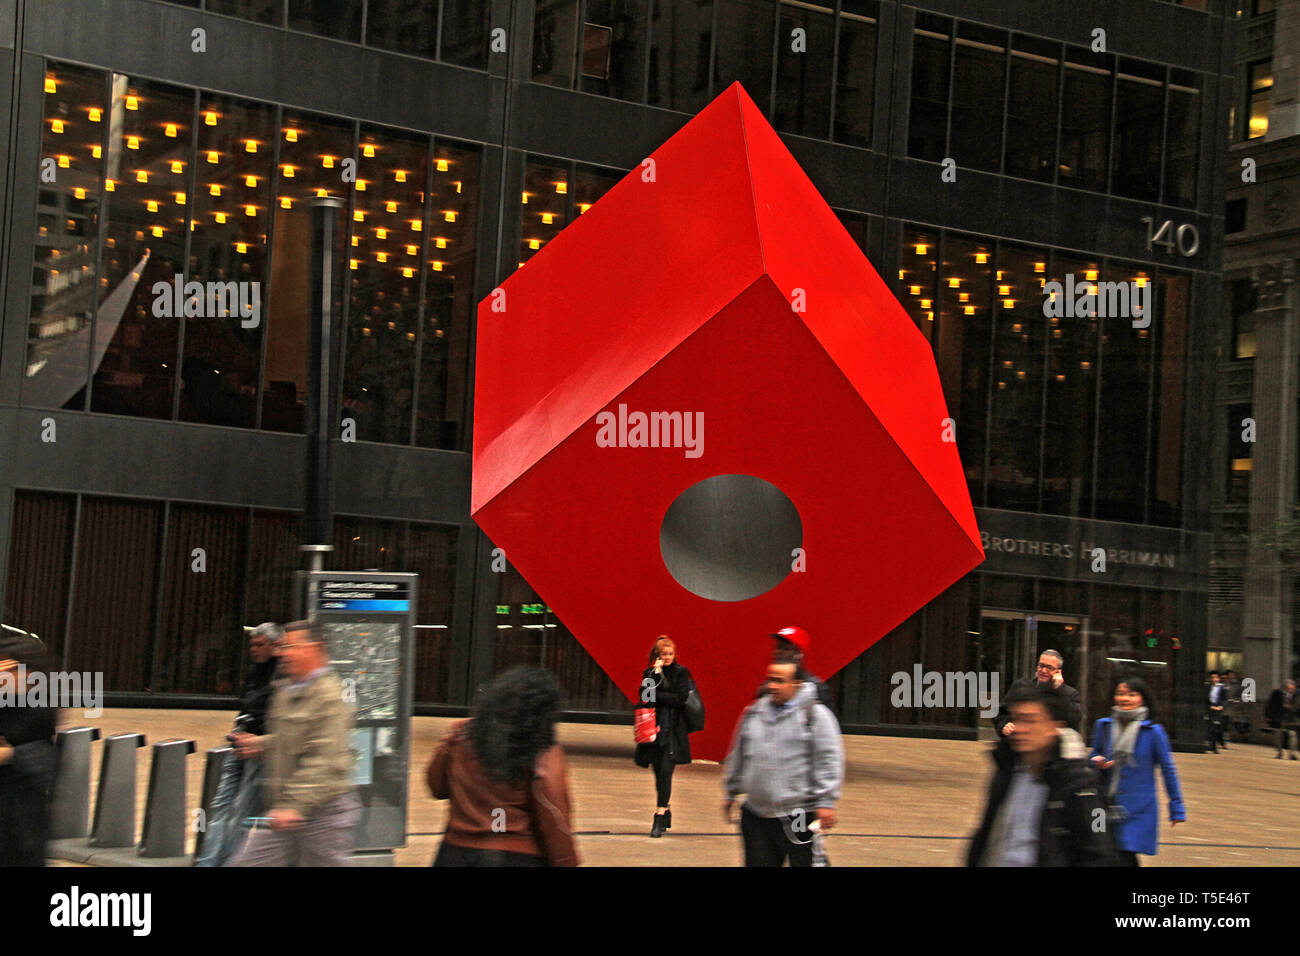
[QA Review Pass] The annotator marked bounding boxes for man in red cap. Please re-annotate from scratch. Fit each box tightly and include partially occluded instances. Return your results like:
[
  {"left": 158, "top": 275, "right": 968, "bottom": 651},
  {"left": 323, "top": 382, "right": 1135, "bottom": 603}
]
[{"left": 765, "top": 626, "right": 834, "bottom": 713}]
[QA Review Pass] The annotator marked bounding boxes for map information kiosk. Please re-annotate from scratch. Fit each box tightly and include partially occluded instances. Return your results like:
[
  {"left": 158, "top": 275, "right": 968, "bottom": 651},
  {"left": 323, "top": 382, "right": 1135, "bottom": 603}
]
[{"left": 301, "top": 571, "right": 417, "bottom": 858}]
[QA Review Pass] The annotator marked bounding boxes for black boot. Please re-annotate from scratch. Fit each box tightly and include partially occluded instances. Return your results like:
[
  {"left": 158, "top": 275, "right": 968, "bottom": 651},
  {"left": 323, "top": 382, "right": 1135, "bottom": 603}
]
[
  {"left": 651, "top": 812, "right": 667, "bottom": 838},
  {"left": 664, "top": 809, "right": 672, "bottom": 830}
]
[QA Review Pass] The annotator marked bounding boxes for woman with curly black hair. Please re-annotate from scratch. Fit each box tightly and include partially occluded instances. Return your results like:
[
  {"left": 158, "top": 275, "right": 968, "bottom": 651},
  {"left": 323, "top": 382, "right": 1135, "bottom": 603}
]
[
  {"left": 634, "top": 636, "right": 697, "bottom": 838},
  {"left": 427, "top": 666, "right": 579, "bottom": 866}
]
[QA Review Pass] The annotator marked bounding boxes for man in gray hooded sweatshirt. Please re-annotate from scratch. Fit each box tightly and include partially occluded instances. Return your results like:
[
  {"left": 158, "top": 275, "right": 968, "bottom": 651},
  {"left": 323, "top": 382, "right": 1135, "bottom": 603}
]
[{"left": 723, "top": 660, "right": 845, "bottom": 866}]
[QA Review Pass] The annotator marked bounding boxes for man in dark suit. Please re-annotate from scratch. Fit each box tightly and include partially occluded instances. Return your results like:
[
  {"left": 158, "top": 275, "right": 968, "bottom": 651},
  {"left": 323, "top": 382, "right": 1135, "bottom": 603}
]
[
  {"left": 1207, "top": 671, "right": 1228, "bottom": 753},
  {"left": 993, "top": 649, "right": 1083, "bottom": 737}
]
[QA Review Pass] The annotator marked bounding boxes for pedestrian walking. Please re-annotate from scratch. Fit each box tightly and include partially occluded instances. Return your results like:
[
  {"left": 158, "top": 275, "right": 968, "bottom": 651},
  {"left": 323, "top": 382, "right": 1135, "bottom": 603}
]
[
  {"left": 1089, "top": 676, "right": 1185, "bottom": 866},
  {"left": 968, "top": 685, "right": 1116, "bottom": 867},
  {"left": 195, "top": 622, "right": 281, "bottom": 867},
  {"left": 0, "top": 634, "right": 56, "bottom": 867},
  {"left": 993, "top": 649, "right": 1082, "bottom": 735},
  {"left": 228, "top": 620, "right": 360, "bottom": 867},
  {"left": 634, "top": 636, "right": 702, "bottom": 837},
  {"left": 1206, "top": 671, "right": 1228, "bottom": 752},
  {"left": 427, "top": 666, "right": 578, "bottom": 866},
  {"left": 722, "top": 659, "right": 844, "bottom": 867},
  {"left": 754, "top": 626, "right": 834, "bottom": 712},
  {"left": 1265, "top": 679, "right": 1299, "bottom": 759}
]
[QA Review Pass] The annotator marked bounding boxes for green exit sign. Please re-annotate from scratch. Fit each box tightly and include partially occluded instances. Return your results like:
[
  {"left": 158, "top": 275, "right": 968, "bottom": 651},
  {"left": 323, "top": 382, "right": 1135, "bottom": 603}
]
[{"left": 521, "top": 603, "right": 546, "bottom": 614}]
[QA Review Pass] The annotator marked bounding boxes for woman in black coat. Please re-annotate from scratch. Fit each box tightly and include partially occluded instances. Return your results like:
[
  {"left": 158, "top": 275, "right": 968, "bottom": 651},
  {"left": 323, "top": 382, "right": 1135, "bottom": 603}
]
[
  {"left": 0, "top": 636, "right": 57, "bottom": 867},
  {"left": 634, "top": 636, "right": 694, "bottom": 838}
]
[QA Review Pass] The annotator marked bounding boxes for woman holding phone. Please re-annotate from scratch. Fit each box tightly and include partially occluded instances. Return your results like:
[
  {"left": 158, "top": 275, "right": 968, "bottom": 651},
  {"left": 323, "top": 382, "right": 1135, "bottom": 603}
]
[
  {"left": 634, "top": 636, "right": 696, "bottom": 838},
  {"left": 1088, "top": 675, "right": 1186, "bottom": 866}
]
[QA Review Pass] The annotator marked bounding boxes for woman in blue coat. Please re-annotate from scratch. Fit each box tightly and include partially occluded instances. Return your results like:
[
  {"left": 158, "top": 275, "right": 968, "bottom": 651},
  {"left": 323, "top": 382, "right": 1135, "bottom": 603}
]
[{"left": 1089, "top": 676, "right": 1186, "bottom": 865}]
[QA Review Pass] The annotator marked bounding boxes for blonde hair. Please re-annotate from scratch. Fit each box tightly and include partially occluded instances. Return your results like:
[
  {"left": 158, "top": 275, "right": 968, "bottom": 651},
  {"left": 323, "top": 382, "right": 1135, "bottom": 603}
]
[{"left": 648, "top": 635, "right": 676, "bottom": 665}]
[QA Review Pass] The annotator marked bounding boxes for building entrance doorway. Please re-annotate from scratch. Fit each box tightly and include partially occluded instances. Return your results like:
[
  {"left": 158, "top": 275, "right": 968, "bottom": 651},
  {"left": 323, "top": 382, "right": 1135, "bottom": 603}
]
[{"left": 978, "top": 609, "right": 1090, "bottom": 728}]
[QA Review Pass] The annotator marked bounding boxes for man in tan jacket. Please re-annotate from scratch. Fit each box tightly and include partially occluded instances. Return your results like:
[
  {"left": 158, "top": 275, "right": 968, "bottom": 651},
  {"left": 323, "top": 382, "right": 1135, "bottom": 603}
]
[{"left": 229, "top": 620, "right": 359, "bottom": 866}]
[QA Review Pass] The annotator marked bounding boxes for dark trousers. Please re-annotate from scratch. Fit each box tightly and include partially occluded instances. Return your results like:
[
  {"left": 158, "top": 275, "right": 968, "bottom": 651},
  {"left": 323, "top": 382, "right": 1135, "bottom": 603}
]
[
  {"left": 1207, "top": 712, "right": 1225, "bottom": 751},
  {"left": 740, "top": 806, "right": 827, "bottom": 867},
  {"left": 433, "top": 840, "right": 545, "bottom": 867},
  {"left": 652, "top": 746, "right": 675, "bottom": 806}
]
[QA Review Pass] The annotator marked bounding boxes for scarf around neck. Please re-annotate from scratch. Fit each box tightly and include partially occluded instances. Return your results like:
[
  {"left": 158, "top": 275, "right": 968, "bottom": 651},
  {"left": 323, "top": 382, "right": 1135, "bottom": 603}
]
[{"left": 1107, "top": 706, "right": 1148, "bottom": 797}]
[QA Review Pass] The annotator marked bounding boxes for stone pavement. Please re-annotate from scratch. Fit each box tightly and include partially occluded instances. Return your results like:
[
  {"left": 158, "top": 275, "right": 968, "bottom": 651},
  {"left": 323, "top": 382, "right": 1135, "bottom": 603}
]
[{"left": 52, "top": 709, "right": 1300, "bottom": 866}]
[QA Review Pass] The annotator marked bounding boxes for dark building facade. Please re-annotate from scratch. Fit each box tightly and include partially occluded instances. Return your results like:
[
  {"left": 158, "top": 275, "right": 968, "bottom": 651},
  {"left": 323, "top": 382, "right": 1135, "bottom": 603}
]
[{"left": 0, "top": 0, "right": 1231, "bottom": 746}]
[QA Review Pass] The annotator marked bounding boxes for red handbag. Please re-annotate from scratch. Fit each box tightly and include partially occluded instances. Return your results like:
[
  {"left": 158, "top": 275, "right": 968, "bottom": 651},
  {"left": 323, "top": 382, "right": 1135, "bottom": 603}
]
[{"left": 634, "top": 707, "right": 659, "bottom": 744}]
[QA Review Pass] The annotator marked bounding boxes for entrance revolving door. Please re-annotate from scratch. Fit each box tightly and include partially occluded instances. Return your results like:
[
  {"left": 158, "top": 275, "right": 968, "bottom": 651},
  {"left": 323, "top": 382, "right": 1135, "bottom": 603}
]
[{"left": 977, "top": 609, "right": 1090, "bottom": 729}]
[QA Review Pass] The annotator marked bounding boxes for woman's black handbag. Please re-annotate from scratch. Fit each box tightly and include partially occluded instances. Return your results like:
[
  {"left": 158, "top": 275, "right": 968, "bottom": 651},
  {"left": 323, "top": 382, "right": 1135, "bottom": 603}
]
[{"left": 684, "top": 682, "right": 705, "bottom": 733}]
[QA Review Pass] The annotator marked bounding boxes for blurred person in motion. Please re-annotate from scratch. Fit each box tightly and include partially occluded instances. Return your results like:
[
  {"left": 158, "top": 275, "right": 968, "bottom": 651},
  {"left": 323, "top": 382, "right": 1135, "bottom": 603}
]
[
  {"left": 993, "top": 649, "right": 1082, "bottom": 735},
  {"left": 723, "top": 659, "right": 843, "bottom": 866},
  {"left": 968, "top": 685, "right": 1117, "bottom": 867},
  {"left": 427, "top": 666, "right": 578, "bottom": 866},
  {"left": 755, "top": 626, "right": 834, "bottom": 712},
  {"left": 633, "top": 636, "right": 700, "bottom": 837},
  {"left": 0, "top": 634, "right": 56, "bottom": 867},
  {"left": 228, "top": 621, "right": 359, "bottom": 866},
  {"left": 1266, "top": 678, "right": 1299, "bottom": 759},
  {"left": 1206, "top": 670, "right": 1228, "bottom": 752},
  {"left": 1089, "top": 676, "right": 1185, "bottom": 866},
  {"left": 196, "top": 622, "right": 282, "bottom": 867}
]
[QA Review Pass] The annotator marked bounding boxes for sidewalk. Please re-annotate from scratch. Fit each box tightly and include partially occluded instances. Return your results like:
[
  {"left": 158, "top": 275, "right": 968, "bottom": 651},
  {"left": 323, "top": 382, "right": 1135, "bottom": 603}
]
[{"left": 53, "top": 709, "right": 1300, "bottom": 866}]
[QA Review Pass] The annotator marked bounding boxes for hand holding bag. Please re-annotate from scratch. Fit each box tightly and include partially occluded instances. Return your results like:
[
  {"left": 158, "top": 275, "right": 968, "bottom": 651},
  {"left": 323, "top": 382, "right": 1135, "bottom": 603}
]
[{"left": 634, "top": 707, "right": 659, "bottom": 744}]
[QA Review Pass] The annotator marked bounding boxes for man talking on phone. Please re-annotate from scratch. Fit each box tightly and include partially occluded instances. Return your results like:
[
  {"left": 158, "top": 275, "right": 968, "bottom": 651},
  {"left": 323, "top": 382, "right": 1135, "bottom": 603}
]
[{"left": 993, "top": 649, "right": 1082, "bottom": 736}]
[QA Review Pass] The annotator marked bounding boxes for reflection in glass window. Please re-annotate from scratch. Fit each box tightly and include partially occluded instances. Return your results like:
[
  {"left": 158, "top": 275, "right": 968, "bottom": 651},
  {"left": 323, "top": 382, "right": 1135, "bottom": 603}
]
[
  {"left": 263, "top": 110, "right": 353, "bottom": 434},
  {"left": 340, "top": 126, "right": 430, "bottom": 445},
  {"left": 1149, "top": 272, "right": 1187, "bottom": 527},
  {"left": 24, "top": 64, "right": 107, "bottom": 412},
  {"left": 91, "top": 75, "right": 194, "bottom": 419},
  {"left": 648, "top": 0, "right": 713, "bottom": 114},
  {"left": 908, "top": 14, "right": 950, "bottom": 162},
  {"left": 581, "top": 1, "right": 650, "bottom": 101},
  {"left": 520, "top": 159, "right": 568, "bottom": 268},
  {"left": 987, "top": 244, "right": 1046, "bottom": 511},
  {"left": 1060, "top": 47, "right": 1112, "bottom": 192},
  {"left": 207, "top": 0, "right": 282, "bottom": 24},
  {"left": 368, "top": 0, "right": 439, "bottom": 59},
  {"left": 1094, "top": 262, "right": 1153, "bottom": 523},
  {"left": 775, "top": 1, "right": 833, "bottom": 138},
  {"left": 442, "top": 0, "right": 491, "bottom": 70},
  {"left": 533, "top": 0, "right": 580, "bottom": 88},
  {"left": 833, "top": 0, "right": 876, "bottom": 146},
  {"left": 950, "top": 24, "right": 1005, "bottom": 173},
  {"left": 898, "top": 226, "right": 938, "bottom": 343},
  {"left": 1005, "top": 35, "right": 1059, "bottom": 182},
  {"left": 1042, "top": 254, "right": 1099, "bottom": 517},
  {"left": 1112, "top": 59, "right": 1164, "bottom": 202},
  {"left": 288, "top": 0, "right": 361, "bottom": 42},
  {"left": 181, "top": 95, "right": 277, "bottom": 429},
  {"left": 1165, "top": 70, "right": 1200, "bottom": 207},
  {"left": 936, "top": 235, "right": 993, "bottom": 506},
  {"left": 417, "top": 140, "right": 481, "bottom": 450},
  {"left": 713, "top": 0, "right": 775, "bottom": 109}
]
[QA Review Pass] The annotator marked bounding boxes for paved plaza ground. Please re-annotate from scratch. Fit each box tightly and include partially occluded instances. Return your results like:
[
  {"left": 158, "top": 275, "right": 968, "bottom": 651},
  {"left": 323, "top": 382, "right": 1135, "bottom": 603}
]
[{"left": 53, "top": 708, "right": 1300, "bottom": 867}]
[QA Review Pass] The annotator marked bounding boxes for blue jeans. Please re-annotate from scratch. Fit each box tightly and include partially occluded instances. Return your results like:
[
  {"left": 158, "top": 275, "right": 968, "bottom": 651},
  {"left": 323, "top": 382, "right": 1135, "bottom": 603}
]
[{"left": 195, "top": 752, "right": 264, "bottom": 867}]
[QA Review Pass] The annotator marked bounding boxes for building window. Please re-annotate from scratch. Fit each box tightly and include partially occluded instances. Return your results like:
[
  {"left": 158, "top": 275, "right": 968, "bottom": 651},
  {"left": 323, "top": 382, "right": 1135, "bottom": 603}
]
[
  {"left": 950, "top": 23, "right": 1006, "bottom": 173},
  {"left": 1247, "top": 60, "right": 1272, "bottom": 139},
  {"left": 288, "top": 0, "right": 362, "bottom": 42},
  {"left": 832, "top": 0, "right": 877, "bottom": 147},
  {"left": 712, "top": 0, "right": 775, "bottom": 108},
  {"left": 1227, "top": 403, "right": 1253, "bottom": 505},
  {"left": 368, "top": 0, "right": 440, "bottom": 60},
  {"left": 4, "top": 491, "right": 76, "bottom": 663},
  {"left": 907, "top": 14, "right": 951, "bottom": 162},
  {"left": 533, "top": 0, "right": 581, "bottom": 89},
  {"left": 581, "top": 1, "right": 651, "bottom": 101},
  {"left": 1226, "top": 198, "right": 1247, "bottom": 234},
  {"left": 207, "top": 0, "right": 281, "bottom": 24},
  {"left": 1042, "top": 254, "right": 1100, "bottom": 519},
  {"left": 1111, "top": 58, "right": 1165, "bottom": 203},
  {"left": 520, "top": 158, "right": 569, "bottom": 268},
  {"left": 1005, "top": 35, "right": 1060, "bottom": 183},
  {"left": 648, "top": 0, "right": 714, "bottom": 114},
  {"left": 1149, "top": 272, "right": 1188, "bottom": 527},
  {"left": 1229, "top": 277, "right": 1257, "bottom": 359},
  {"left": 775, "top": 0, "right": 834, "bottom": 139},
  {"left": 1165, "top": 69, "right": 1200, "bottom": 207},
  {"left": 441, "top": 0, "right": 491, "bottom": 69},
  {"left": 1060, "top": 45, "right": 1112, "bottom": 192}
]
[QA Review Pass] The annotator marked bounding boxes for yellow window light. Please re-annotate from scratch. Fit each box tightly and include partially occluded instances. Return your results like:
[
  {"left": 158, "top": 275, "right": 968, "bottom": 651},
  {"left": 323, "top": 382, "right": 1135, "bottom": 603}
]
[
  {"left": 1017, "top": 370, "right": 1027, "bottom": 380},
  {"left": 410, "top": 219, "right": 421, "bottom": 231},
  {"left": 215, "top": 212, "right": 227, "bottom": 223},
  {"left": 92, "top": 145, "right": 102, "bottom": 159},
  {"left": 74, "top": 187, "right": 86, "bottom": 200},
  {"left": 57, "top": 155, "right": 70, "bottom": 168},
  {"left": 435, "top": 237, "right": 447, "bottom": 249},
  {"left": 136, "top": 170, "right": 148, "bottom": 183},
  {"left": 909, "top": 285, "right": 921, "bottom": 295},
  {"left": 88, "top": 108, "right": 103, "bottom": 123},
  {"left": 1012, "top": 322, "right": 1023, "bottom": 332},
  {"left": 245, "top": 139, "right": 257, "bottom": 153},
  {"left": 210, "top": 184, "right": 221, "bottom": 196},
  {"left": 165, "top": 123, "right": 177, "bottom": 138},
  {"left": 521, "top": 192, "right": 529, "bottom": 204},
  {"left": 386, "top": 201, "right": 398, "bottom": 213},
  {"left": 376, "top": 228, "right": 388, "bottom": 239},
  {"left": 376, "top": 252, "right": 387, "bottom": 263},
  {"left": 282, "top": 164, "right": 295, "bottom": 178},
  {"left": 996, "top": 270, "right": 1005, "bottom": 280},
  {"left": 914, "top": 243, "right": 927, "bottom": 255},
  {"left": 45, "top": 76, "right": 56, "bottom": 94},
  {"left": 316, "top": 188, "right": 327, "bottom": 197},
  {"left": 280, "top": 197, "right": 292, "bottom": 209},
  {"left": 454, "top": 181, "right": 462, "bottom": 194},
  {"left": 395, "top": 170, "right": 407, "bottom": 183},
  {"left": 207, "top": 150, "right": 219, "bottom": 164},
  {"left": 436, "top": 159, "right": 448, "bottom": 172},
  {"left": 964, "top": 305, "right": 975, "bottom": 315},
  {"left": 322, "top": 155, "right": 334, "bottom": 168},
  {"left": 431, "top": 261, "right": 444, "bottom": 272},
  {"left": 284, "top": 129, "right": 298, "bottom": 142},
  {"left": 1084, "top": 269, "right": 1098, "bottom": 281},
  {"left": 920, "top": 299, "right": 932, "bottom": 309},
  {"left": 1081, "top": 360, "right": 1092, "bottom": 370},
  {"left": 126, "top": 95, "right": 139, "bottom": 111},
  {"left": 555, "top": 181, "right": 567, "bottom": 194},
  {"left": 351, "top": 235, "right": 359, "bottom": 246},
  {"left": 578, "top": 203, "right": 590, "bottom": 213},
  {"left": 999, "top": 284, "right": 1011, "bottom": 295},
  {"left": 105, "top": 178, "right": 115, "bottom": 191},
  {"left": 959, "top": 292, "right": 970, "bottom": 302},
  {"left": 236, "top": 242, "right": 248, "bottom": 254},
  {"left": 444, "top": 210, "right": 456, "bottom": 222},
  {"left": 350, "top": 259, "right": 359, "bottom": 270},
  {"left": 402, "top": 267, "right": 414, "bottom": 279},
  {"left": 151, "top": 225, "right": 163, "bottom": 238},
  {"left": 948, "top": 277, "right": 960, "bottom": 288},
  {"left": 542, "top": 213, "right": 554, "bottom": 225},
  {"left": 529, "top": 239, "right": 541, "bottom": 250},
  {"left": 406, "top": 331, "right": 415, "bottom": 341},
  {"left": 356, "top": 180, "right": 366, "bottom": 191},
  {"left": 1135, "top": 277, "right": 1148, "bottom": 288},
  {"left": 363, "top": 144, "right": 375, "bottom": 158},
  {"left": 244, "top": 204, "right": 256, "bottom": 217},
  {"left": 204, "top": 111, "right": 217, "bottom": 125},
  {"left": 899, "top": 270, "right": 907, "bottom": 280},
  {"left": 134, "top": 230, "right": 144, "bottom": 240},
  {"left": 975, "top": 253, "right": 989, "bottom": 264},
  {"left": 406, "top": 245, "right": 417, "bottom": 256},
  {"left": 245, "top": 174, "right": 257, "bottom": 187},
  {"left": 1034, "top": 261, "right": 1046, "bottom": 273},
  {"left": 146, "top": 200, "right": 159, "bottom": 212},
  {"left": 170, "top": 160, "right": 183, "bottom": 174},
  {"left": 127, "top": 135, "right": 139, "bottom": 150},
  {"left": 354, "top": 210, "right": 365, "bottom": 222},
  {"left": 1003, "top": 299, "right": 1015, "bottom": 309}
]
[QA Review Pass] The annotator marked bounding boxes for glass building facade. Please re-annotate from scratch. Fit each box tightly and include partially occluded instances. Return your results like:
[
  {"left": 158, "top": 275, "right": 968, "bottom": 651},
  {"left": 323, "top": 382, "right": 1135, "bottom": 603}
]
[{"left": 0, "top": 0, "right": 1231, "bottom": 745}]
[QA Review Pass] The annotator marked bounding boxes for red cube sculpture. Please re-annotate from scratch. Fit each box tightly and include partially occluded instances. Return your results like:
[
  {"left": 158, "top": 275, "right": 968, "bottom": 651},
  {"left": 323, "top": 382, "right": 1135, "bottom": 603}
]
[{"left": 473, "top": 83, "right": 984, "bottom": 759}]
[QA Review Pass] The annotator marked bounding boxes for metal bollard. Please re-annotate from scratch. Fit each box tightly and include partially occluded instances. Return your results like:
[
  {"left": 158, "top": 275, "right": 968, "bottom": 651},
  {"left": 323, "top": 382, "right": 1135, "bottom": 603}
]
[
  {"left": 48, "top": 726, "right": 101, "bottom": 839},
  {"left": 139, "top": 738, "right": 196, "bottom": 858},
  {"left": 193, "top": 746, "right": 233, "bottom": 860},
  {"left": 89, "top": 732, "right": 146, "bottom": 848}
]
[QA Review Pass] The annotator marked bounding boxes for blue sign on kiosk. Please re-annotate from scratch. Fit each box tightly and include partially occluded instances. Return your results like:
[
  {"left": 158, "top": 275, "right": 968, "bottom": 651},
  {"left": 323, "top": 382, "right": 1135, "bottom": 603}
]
[{"left": 300, "top": 570, "right": 417, "bottom": 858}]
